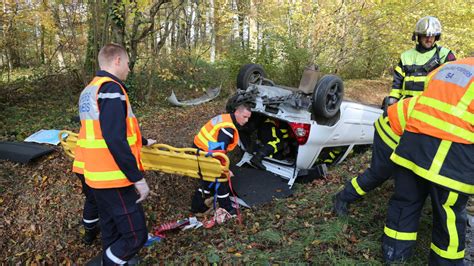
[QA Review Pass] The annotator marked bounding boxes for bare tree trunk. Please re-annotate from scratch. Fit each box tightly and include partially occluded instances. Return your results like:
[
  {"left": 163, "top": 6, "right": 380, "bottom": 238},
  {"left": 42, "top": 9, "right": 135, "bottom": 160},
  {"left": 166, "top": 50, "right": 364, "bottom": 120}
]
[
  {"left": 128, "top": 0, "right": 172, "bottom": 71},
  {"left": 236, "top": 0, "right": 247, "bottom": 48},
  {"left": 55, "top": 34, "right": 66, "bottom": 69},
  {"left": 40, "top": 24, "right": 45, "bottom": 64},
  {"left": 209, "top": 0, "right": 215, "bottom": 62},
  {"left": 3, "top": 0, "right": 11, "bottom": 82},
  {"left": 193, "top": 0, "right": 200, "bottom": 48}
]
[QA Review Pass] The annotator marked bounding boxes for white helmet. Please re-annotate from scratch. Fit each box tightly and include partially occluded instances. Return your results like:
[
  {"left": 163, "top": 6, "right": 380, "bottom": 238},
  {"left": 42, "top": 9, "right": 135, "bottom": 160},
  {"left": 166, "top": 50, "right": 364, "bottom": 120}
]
[{"left": 413, "top": 16, "right": 442, "bottom": 41}]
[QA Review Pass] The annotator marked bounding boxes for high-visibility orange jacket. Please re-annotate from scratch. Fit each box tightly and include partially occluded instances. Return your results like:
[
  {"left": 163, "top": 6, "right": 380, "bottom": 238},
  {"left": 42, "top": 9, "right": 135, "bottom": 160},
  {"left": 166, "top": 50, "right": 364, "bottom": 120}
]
[
  {"left": 194, "top": 114, "right": 239, "bottom": 152},
  {"left": 74, "top": 76, "right": 144, "bottom": 189},
  {"left": 374, "top": 97, "right": 417, "bottom": 151},
  {"left": 387, "top": 97, "right": 418, "bottom": 136},
  {"left": 391, "top": 57, "right": 474, "bottom": 195},
  {"left": 404, "top": 58, "right": 473, "bottom": 144}
]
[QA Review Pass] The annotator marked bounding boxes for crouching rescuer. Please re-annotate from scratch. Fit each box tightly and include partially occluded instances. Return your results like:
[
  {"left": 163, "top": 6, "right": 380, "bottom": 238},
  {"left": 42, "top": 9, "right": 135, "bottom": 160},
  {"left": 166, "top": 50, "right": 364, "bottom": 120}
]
[
  {"left": 250, "top": 117, "right": 290, "bottom": 170},
  {"left": 333, "top": 96, "right": 417, "bottom": 216},
  {"left": 190, "top": 103, "right": 252, "bottom": 215}
]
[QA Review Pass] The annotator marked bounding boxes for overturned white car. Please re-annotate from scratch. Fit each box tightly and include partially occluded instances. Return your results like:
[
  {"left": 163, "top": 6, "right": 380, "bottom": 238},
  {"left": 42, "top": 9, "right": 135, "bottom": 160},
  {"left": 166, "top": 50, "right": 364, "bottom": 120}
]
[{"left": 228, "top": 64, "right": 383, "bottom": 187}]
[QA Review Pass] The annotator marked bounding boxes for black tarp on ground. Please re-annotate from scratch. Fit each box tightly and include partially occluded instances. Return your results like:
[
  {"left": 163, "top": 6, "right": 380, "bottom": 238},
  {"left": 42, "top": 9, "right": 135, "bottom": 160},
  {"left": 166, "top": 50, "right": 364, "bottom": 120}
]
[
  {"left": 0, "top": 142, "right": 55, "bottom": 163},
  {"left": 230, "top": 165, "right": 293, "bottom": 207}
]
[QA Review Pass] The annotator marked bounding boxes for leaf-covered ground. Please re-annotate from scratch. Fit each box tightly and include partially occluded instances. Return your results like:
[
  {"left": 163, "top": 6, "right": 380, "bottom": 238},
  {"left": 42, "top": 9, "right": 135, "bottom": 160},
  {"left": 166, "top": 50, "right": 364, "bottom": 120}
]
[{"left": 1, "top": 77, "right": 437, "bottom": 264}]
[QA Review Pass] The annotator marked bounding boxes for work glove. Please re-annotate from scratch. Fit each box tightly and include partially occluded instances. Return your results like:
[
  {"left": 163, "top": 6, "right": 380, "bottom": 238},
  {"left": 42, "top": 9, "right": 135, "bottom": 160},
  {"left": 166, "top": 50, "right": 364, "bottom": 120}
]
[
  {"left": 146, "top": 138, "right": 157, "bottom": 146},
  {"left": 382, "top": 96, "right": 398, "bottom": 112},
  {"left": 134, "top": 178, "right": 150, "bottom": 203}
]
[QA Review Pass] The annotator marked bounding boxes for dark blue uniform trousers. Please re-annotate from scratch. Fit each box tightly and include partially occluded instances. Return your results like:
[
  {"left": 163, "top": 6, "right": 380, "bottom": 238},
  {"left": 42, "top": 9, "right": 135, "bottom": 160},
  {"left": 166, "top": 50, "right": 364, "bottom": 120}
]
[
  {"left": 93, "top": 185, "right": 148, "bottom": 265},
  {"left": 76, "top": 173, "right": 99, "bottom": 229},
  {"left": 383, "top": 166, "right": 468, "bottom": 265},
  {"left": 339, "top": 131, "right": 396, "bottom": 203}
]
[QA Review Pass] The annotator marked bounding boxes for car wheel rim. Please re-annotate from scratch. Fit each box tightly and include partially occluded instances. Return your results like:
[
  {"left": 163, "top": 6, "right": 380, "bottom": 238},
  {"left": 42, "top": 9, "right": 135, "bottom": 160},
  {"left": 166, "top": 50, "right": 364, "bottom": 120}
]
[
  {"left": 249, "top": 72, "right": 263, "bottom": 84},
  {"left": 325, "top": 84, "right": 340, "bottom": 111}
]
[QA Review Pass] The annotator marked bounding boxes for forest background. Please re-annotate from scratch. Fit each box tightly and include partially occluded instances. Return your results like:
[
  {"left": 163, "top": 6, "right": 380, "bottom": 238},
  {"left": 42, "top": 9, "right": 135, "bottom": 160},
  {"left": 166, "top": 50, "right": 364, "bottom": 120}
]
[
  {"left": 1, "top": 0, "right": 473, "bottom": 110},
  {"left": 0, "top": 0, "right": 473, "bottom": 264}
]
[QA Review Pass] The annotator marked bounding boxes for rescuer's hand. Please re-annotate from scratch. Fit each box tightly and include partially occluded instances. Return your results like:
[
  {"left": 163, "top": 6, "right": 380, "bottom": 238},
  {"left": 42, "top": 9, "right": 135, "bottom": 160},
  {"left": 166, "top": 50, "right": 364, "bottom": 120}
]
[
  {"left": 146, "top": 138, "right": 157, "bottom": 146},
  {"left": 134, "top": 178, "right": 150, "bottom": 203}
]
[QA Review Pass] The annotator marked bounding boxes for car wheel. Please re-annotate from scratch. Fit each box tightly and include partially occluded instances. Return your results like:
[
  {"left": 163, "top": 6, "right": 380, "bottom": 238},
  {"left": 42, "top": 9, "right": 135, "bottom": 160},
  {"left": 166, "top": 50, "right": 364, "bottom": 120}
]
[
  {"left": 236, "top": 64, "right": 267, "bottom": 90},
  {"left": 312, "top": 75, "right": 344, "bottom": 118}
]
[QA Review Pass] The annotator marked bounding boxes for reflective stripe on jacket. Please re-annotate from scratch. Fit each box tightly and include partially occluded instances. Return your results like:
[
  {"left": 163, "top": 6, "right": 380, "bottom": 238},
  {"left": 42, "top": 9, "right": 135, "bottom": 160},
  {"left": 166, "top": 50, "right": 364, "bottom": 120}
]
[
  {"left": 194, "top": 114, "right": 239, "bottom": 152},
  {"left": 387, "top": 96, "right": 418, "bottom": 136},
  {"left": 75, "top": 76, "right": 143, "bottom": 189},
  {"left": 390, "top": 46, "right": 452, "bottom": 99},
  {"left": 374, "top": 115, "right": 400, "bottom": 150},
  {"left": 376, "top": 97, "right": 417, "bottom": 150},
  {"left": 263, "top": 118, "right": 289, "bottom": 156}
]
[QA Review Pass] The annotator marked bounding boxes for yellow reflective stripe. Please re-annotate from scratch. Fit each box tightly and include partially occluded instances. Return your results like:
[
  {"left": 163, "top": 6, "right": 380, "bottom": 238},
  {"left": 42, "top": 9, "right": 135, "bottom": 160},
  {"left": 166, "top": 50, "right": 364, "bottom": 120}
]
[
  {"left": 197, "top": 132, "right": 213, "bottom": 146},
  {"left": 404, "top": 75, "right": 426, "bottom": 83},
  {"left": 397, "top": 100, "right": 406, "bottom": 130},
  {"left": 389, "top": 89, "right": 401, "bottom": 98},
  {"left": 457, "top": 84, "right": 474, "bottom": 110},
  {"left": 264, "top": 118, "right": 276, "bottom": 125},
  {"left": 329, "top": 152, "right": 336, "bottom": 159},
  {"left": 442, "top": 191, "right": 461, "bottom": 258},
  {"left": 209, "top": 122, "right": 235, "bottom": 136},
  {"left": 431, "top": 243, "right": 465, "bottom": 260},
  {"left": 411, "top": 110, "right": 474, "bottom": 143},
  {"left": 384, "top": 226, "right": 417, "bottom": 241},
  {"left": 417, "top": 96, "right": 474, "bottom": 125},
  {"left": 394, "top": 65, "right": 405, "bottom": 77},
  {"left": 268, "top": 127, "right": 280, "bottom": 153},
  {"left": 73, "top": 160, "right": 84, "bottom": 168},
  {"left": 429, "top": 140, "right": 451, "bottom": 174},
  {"left": 200, "top": 127, "right": 216, "bottom": 141},
  {"left": 402, "top": 90, "right": 423, "bottom": 97},
  {"left": 85, "top": 120, "right": 95, "bottom": 140},
  {"left": 84, "top": 169, "right": 126, "bottom": 181},
  {"left": 77, "top": 135, "right": 138, "bottom": 148},
  {"left": 280, "top": 129, "right": 288, "bottom": 133},
  {"left": 375, "top": 118, "right": 398, "bottom": 150},
  {"left": 351, "top": 176, "right": 366, "bottom": 196},
  {"left": 407, "top": 96, "right": 417, "bottom": 117},
  {"left": 390, "top": 152, "right": 474, "bottom": 194}
]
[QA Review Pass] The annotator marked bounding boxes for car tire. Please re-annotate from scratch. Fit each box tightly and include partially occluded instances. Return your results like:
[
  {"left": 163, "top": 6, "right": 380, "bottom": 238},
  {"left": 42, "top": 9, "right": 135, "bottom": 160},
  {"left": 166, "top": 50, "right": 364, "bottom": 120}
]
[
  {"left": 236, "top": 64, "right": 267, "bottom": 90},
  {"left": 312, "top": 75, "right": 344, "bottom": 118}
]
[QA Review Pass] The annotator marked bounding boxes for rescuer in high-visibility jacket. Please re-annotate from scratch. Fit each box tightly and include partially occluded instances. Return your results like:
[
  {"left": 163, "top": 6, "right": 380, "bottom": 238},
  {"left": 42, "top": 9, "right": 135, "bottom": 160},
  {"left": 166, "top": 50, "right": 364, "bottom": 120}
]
[
  {"left": 382, "top": 57, "right": 473, "bottom": 264},
  {"left": 250, "top": 117, "right": 291, "bottom": 170},
  {"left": 191, "top": 104, "right": 252, "bottom": 215},
  {"left": 74, "top": 43, "right": 156, "bottom": 265},
  {"left": 387, "top": 16, "right": 455, "bottom": 105},
  {"left": 333, "top": 96, "right": 417, "bottom": 216}
]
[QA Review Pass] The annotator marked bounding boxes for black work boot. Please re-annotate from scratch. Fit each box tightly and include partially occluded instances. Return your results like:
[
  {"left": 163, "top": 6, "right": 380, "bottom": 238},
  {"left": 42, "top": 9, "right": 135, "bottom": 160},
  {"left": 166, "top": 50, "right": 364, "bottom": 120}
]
[
  {"left": 85, "top": 253, "right": 102, "bottom": 266},
  {"left": 191, "top": 191, "right": 209, "bottom": 214},
  {"left": 333, "top": 192, "right": 349, "bottom": 217},
  {"left": 250, "top": 153, "right": 266, "bottom": 170},
  {"left": 82, "top": 226, "right": 99, "bottom": 245}
]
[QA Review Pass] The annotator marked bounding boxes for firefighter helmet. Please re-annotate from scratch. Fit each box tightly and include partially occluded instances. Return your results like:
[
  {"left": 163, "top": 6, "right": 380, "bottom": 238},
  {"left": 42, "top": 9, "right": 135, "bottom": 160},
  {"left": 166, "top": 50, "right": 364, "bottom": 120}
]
[{"left": 412, "top": 16, "right": 442, "bottom": 41}]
